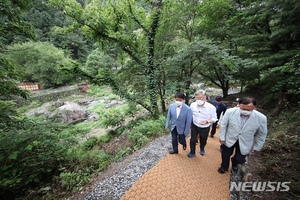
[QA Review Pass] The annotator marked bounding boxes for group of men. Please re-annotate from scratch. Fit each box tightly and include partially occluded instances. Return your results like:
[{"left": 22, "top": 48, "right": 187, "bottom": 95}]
[{"left": 165, "top": 90, "right": 268, "bottom": 173}]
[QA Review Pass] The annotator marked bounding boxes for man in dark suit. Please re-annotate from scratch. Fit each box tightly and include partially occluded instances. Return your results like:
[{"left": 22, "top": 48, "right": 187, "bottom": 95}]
[
  {"left": 210, "top": 96, "right": 227, "bottom": 138},
  {"left": 165, "top": 92, "right": 192, "bottom": 154}
]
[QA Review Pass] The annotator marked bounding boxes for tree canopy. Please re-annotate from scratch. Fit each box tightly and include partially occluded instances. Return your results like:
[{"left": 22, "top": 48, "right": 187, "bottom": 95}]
[{"left": 1, "top": 0, "right": 300, "bottom": 112}]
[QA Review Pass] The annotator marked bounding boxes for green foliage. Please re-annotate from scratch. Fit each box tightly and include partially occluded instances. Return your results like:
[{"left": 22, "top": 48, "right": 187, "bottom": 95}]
[
  {"left": 269, "top": 56, "right": 300, "bottom": 95},
  {"left": 129, "top": 115, "right": 166, "bottom": 150},
  {"left": 0, "top": 100, "right": 21, "bottom": 130},
  {"left": 5, "top": 41, "right": 75, "bottom": 88},
  {"left": 59, "top": 149, "right": 112, "bottom": 190},
  {"left": 129, "top": 132, "right": 149, "bottom": 150},
  {"left": 0, "top": 113, "right": 115, "bottom": 198},
  {"left": 49, "top": 26, "right": 90, "bottom": 63},
  {"left": 86, "top": 85, "right": 119, "bottom": 100},
  {"left": 0, "top": 0, "right": 34, "bottom": 44},
  {"left": 0, "top": 58, "right": 30, "bottom": 99},
  {"left": 98, "top": 132, "right": 114, "bottom": 143},
  {"left": 48, "top": 0, "right": 168, "bottom": 117},
  {"left": 84, "top": 48, "right": 121, "bottom": 75},
  {"left": 0, "top": 0, "right": 34, "bottom": 103},
  {"left": 99, "top": 105, "right": 128, "bottom": 128},
  {"left": 60, "top": 121, "right": 95, "bottom": 138},
  {"left": 0, "top": 118, "right": 75, "bottom": 197}
]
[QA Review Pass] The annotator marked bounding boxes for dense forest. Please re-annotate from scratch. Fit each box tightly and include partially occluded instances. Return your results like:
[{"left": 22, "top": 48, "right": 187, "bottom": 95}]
[{"left": 1, "top": 0, "right": 300, "bottom": 199}]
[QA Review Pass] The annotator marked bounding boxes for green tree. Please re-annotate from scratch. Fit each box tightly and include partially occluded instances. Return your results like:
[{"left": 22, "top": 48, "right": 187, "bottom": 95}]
[
  {"left": 0, "top": 0, "right": 34, "bottom": 99},
  {"left": 84, "top": 48, "right": 120, "bottom": 75},
  {"left": 48, "top": 26, "right": 91, "bottom": 63},
  {"left": 6, "top": 41, "right": 74, "bottom": 88},
  {"left": 49, "top": 0, "right": 165, "bottom": 117},
  {"left": 156, "top": 0, "right": 203, "bottom": 106},
  {"left": 228, "top": 0, "right": 300, "bottom": 105}
]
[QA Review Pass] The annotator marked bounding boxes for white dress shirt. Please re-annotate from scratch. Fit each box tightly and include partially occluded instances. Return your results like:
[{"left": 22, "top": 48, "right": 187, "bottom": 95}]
[
  {"left": 190, "top": 101, "right": 218, "bottom": 128},
  {"left": 176, "top": 105, "right": 181, "bottom": 118}
]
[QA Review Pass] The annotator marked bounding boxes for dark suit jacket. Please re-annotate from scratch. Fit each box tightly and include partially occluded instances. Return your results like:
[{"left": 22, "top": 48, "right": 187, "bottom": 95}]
[{"left": 211, "top": 101, "right": 227, "bottom": 120}]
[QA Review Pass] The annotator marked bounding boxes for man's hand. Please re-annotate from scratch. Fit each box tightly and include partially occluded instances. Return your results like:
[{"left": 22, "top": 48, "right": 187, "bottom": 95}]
[
  {"left": 251, "top": 149, "right": 258, "bottom": 153},
  {"left": 165, "top": 127, "right": 169, "bottom": 132},
  {"left": 184, "top": 133, "right": 188, "bottom": 137},
  {"left": 200, "top": 120, "right": 208, "bottom": 125},
  {"left": 219, "top": 140, "right": 225, "bottom": 145}
]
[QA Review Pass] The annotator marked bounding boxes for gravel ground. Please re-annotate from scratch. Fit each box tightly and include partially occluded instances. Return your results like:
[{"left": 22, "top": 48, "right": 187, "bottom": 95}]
[{"left": 84, "top": 134, "right": 172, "bottom": 200}]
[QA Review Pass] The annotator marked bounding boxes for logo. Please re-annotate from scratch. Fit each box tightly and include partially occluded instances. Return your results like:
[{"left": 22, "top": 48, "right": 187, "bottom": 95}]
[{"left": 230, "top": 181, "right": 291, "bottom": 192}]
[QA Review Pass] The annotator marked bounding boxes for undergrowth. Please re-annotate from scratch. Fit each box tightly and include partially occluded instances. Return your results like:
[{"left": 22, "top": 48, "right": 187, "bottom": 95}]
[{"left": 249, "top": 107, "right": 300, "bottom": 200}]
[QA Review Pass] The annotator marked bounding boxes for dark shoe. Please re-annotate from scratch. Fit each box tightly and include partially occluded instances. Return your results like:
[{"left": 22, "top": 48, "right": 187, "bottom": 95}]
[
  {"left": 187, "top": 153, "right": 196, "bottom": 158},
  {"left": 183, "top": 144, "right": 187, "bottom": 150},
  {"left": 232, "top": 166, "right": 238, "bottom": 173},
  {"left": 200, "top": 149, "right": 205, "bottom": 156},
  {"left": 169, "top": 150, "right": 178, "bottom": 154},
  {"left": 218, "top": 167, "right": 228, "bottom": 174},
  {"left": 210, "top": 134, "right": 214, "bottom": 138}
]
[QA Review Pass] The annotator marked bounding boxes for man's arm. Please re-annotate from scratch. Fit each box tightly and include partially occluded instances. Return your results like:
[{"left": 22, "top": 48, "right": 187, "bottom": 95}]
[
  {"left": 219, "top": 109, "right": 230, "bottom": 143},
  {"left": 252, "top": 116, "right": 268, "bottom": 151},
  {"left": 208, "top": 106, "right": 218, "bottom": 123},
  {"left": 165, "top": 107, "right": 172, "bottom": 131},
  {"left": 184, "top": 107, "right": 193, "bottom": 135}
]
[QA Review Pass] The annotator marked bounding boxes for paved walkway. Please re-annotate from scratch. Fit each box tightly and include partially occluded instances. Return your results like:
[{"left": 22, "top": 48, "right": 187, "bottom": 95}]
[{"left": 121, "top": 129, "right": 230, "bottom": 200}]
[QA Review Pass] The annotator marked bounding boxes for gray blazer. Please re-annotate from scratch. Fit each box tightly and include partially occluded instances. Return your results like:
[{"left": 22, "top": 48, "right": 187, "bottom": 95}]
[
  {"left": 165, "top": 103, "right": 192, "bottom": 134},
  {"left": 219, "top": 107, "right": 268, "bottom": 155}
]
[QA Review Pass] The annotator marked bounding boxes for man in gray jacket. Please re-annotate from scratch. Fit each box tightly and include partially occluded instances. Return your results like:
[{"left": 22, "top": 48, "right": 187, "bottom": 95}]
[
  {"left": 218, "top": 97, "right": 268, "bottom": 173},
  {"left": 165, "top": 91, "right": 192, "bottom": 154}
]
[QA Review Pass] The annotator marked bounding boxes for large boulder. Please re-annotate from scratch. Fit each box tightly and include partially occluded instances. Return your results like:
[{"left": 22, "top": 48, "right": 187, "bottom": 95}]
[
  {"left": 50, "top": 102, "right": 86, "bottom": 124},
  {"left": 25, "top": 102, "right": 53, "bottom": 117}
]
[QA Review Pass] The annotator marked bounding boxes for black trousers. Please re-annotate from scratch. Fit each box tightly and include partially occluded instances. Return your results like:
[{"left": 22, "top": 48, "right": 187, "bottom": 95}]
[
  {"left": 190, "top": 123, "right": 210, "bottom": 154},
  {"left": 210, "top": 121, "right": 218, "bottom": 136},
  {"left": 220, "top": 140, "right": 246, "bottom": 170},
  {"left": 171, "top": 127, "right": 186, "bottom": 152}
]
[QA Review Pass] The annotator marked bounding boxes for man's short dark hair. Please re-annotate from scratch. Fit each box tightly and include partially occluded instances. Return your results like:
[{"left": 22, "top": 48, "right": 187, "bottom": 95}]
[
  {"left": 238, "top": 97, "right": 257, "bottom": 106},
  {"left": 175, "top": 91, "right": 185, "bottom": 99},
  {"left": 215, "top": 95, "right": 223, "bottom": 101}
]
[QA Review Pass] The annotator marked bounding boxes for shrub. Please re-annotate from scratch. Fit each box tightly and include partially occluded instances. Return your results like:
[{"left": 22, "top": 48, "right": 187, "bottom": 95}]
[
  {"left": 128, "top": 115, "right": 166, "bottom": 150},
  {"left": 0, "top": 119, "right": 75, "bottom": 198},
  {"left": 59, "top": 149, "right": 112, "bottom": 190},
  {"left": 82, "top": 136, "right": 98, "bottom": 150},
  {"left": 87, "top": 85, "right": 119, "bottom": 99},
  {"left": 130, "top": 115, "right": 166, "bottom": 137},
  {"left": 99, "top": 104, "right": 137, "bottom": 128}
]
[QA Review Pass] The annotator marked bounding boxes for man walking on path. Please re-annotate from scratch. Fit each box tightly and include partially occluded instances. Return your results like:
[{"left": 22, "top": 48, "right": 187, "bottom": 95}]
[
  {"left": 218, "top": 97, "right": 268, "bottom": 173},
  {"left": 210, "top": 95, "right": 227, "bottom": 138},
  {"left": 165, "top": 92, "right": 192, "bottom": 154},
  {"left": 188, "top": 90, "right": 217, "bottom": 158}
]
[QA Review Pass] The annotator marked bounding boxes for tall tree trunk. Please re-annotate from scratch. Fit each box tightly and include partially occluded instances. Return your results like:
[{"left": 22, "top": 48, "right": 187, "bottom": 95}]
[
  {"left": 222, "top": 80, "right": 229, "bottom": 98},
  {"left": 184, "top": 75, "right": 192, "bottom": 105},
  {"left": 146, "top": 1, "right": 162, "bottom": 118}
]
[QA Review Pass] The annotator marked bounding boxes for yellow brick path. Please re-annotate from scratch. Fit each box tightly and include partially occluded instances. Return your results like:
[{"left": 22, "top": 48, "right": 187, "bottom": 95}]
[{"left": 121, "top": 129, "right": 230, "bottom": 200}]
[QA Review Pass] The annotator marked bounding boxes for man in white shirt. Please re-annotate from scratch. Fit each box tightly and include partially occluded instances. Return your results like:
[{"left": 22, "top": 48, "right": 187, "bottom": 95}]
[{"left": 188, "top": 90, "right": 217, "bottom": 158}]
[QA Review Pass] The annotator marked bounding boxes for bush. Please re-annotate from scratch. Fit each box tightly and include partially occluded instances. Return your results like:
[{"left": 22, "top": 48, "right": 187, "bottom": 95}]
[
  {"left": 0, "top": 119, "right": 75, "bottom": 198},
  {"left": 59, "top": 149, "right": 112, "bottom": 190},
  {"left": 128, "top": 115, "right": 166, "bottom": 150},
  {"left": 0, "top": 114, "right": 117, "bottom": 199},
  {"left": 82, "top": 136, "right": 98, "bottom": 150},
  {"left": 87, "top": 85, "right": 119, "bottom": 99}
]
